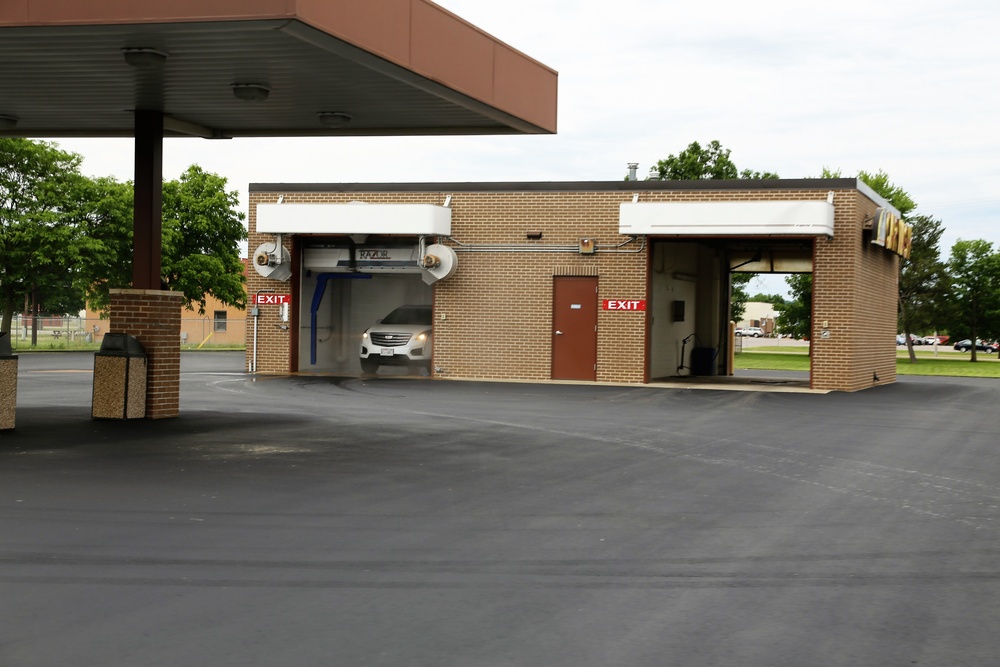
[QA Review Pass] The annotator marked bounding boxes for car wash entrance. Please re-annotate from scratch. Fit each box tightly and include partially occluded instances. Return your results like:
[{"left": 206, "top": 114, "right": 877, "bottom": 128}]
[
  {"left": 620, "top": 197, "right": 837, "bottom": 382},
  {"left": 250, "top": 200, "right": 456, "bottom": 376},
  {"left": 301, "top": 240, "right": 433, "bottom": 374},
  {"left": 645, "top": 239, "right": 814, "bottom": 381}
]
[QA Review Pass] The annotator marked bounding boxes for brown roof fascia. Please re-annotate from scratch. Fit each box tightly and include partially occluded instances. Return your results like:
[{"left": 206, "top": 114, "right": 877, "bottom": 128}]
[
  {"left": 2, "top": 0, "right": 558, "bottom": 134},
  {"left": 249, "top": 179, "right": 863, "bottom": 194}
]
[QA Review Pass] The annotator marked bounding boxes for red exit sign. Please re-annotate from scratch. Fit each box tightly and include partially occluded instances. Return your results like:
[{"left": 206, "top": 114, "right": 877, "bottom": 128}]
[
  {"left": 253, "top": 294, "right": 291, "bottom": 305},
  {"left": 602, "top": 299, "right": 646, "bottom": 311}
]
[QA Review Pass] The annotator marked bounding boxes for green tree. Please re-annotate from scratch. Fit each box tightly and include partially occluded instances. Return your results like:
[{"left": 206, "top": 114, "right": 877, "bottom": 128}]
[
  {"left": 83, "top": 165, "right": 248, "bottom": 315},
  {"left": 947, "top": 239, "right": 1000, "bottom": 362},
  {"left": 774, "top": 274, "right": 812, "bottom": 339},
  {"left": 749, "top": 293, "right": 786, "bottom": 306},
  {"left": 0, "top": 138, "right": 89, "bottom": 337},
  {"left": 652, "top": 140, "right": 779, "bottom": 181},
  {"left": 731, "top": 273, "right": 753, "bottom": 322},
  {"left": 161, "top": 166, "right": 247, "bottom": 314},
  {"left": 897, "top": 214, "right": 947, "bottom": 361},
  {"left": 78, "top": 176, "right": 140, "bottom": 313}
]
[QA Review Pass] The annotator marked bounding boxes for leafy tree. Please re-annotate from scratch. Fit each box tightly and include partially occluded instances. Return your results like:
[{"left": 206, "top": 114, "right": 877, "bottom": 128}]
[
  {"left": 749, "top": 293, "right": 786, "bottom": 306},
  {"left": 83, "top": 165, "right": 248, "bottom": 315},
  {"left": 76, "top": 176, "right": 135, "bottom": 313},
  {"left": 774, "top": 274, "right": 812, "bottom": 339},
  {"left": 946, "top": 239, "right": 1000, "bottom": 362},
  {"left": 0, "top": 138, "right": 89, "bottom": 337},
  {"left": 161, "top": 166, "right": 247, "bottom": 314},
  {"left": 897, "top": 214, "right": 947, "bottom": 361},
  {"left": 857, "top": 169, "right": 917, "bottom": 217},
  {"left": 731, "top": 273, "right": 753, "bottom": 322},
  {"left": 652, "top": 140, "right": 779, "bottom": 181}
]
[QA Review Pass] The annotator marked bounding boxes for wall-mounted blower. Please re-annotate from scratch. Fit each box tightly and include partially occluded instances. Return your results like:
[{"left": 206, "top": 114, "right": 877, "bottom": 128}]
[
  {"left": 419, "top": 242, "right": 458, "bottom": 285},
  {"left": 252, "top": 234, "right": 292, "bottom": 282}
]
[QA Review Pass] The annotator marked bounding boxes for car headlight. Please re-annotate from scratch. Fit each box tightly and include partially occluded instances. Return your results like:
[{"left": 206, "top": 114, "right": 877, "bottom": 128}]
[
  {"left": 362, "top": 331, "right": 369, "bottom": 339},
  {"left": 416, "top": 330, "right": 430, "bottom": 343}
]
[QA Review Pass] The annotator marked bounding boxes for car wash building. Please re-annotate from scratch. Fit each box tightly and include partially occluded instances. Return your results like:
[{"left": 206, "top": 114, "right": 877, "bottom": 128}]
[{"left": 246, "top": 178, "right": 909, "bottom": 392}]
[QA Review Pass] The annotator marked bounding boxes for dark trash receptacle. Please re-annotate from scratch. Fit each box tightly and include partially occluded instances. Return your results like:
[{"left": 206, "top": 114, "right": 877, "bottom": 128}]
[
  {"left": 690, "top": 347, "right": 717, "bottom": 376},
  {"left": 0, "top": 332, "right": 16, "bottom": 430},
  {"left": 92, "top": 333, "right": 147, "bottom": 419}
]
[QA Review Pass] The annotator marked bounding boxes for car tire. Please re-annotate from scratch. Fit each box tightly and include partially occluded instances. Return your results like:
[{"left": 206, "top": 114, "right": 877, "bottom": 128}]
[
  {"left": 752, "top": 333, "right": 761, "bottom": 337},
  {"left": 360, "top": 358, "right": 380, "bottom": 374},
  {"left": 959, "top": 346, "right": 969, "bottom": 352}
]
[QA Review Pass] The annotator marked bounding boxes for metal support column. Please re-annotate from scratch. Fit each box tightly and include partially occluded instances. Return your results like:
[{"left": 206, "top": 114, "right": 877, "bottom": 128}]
[{"left": 132, "top": 110, "right": 164, "bottom": 290}]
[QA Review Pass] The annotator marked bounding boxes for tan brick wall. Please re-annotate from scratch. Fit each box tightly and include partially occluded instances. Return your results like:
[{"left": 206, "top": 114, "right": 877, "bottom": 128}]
[
  {"left": 109, "top": 289, "right": 184, "bottom": 418},
  {"left": 811, "top": 191, "right": 898, "bottom": 391},
  {"left": 248, "top": 184, "right": 899, "bottom": 391}
]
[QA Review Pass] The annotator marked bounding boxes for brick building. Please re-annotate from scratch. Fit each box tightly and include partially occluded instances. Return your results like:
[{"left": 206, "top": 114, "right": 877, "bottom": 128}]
[{"left": 246, "top": 178, "right": 906, "bottom": 392}]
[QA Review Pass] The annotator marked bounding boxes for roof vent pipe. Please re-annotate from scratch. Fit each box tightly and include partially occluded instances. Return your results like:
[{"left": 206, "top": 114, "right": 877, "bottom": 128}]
[{"left": 627, "top": 163, "right": 638, "bottom": 181}]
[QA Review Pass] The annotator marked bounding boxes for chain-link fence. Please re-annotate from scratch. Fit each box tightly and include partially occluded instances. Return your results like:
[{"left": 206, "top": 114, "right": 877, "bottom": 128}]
[{"left": 5, "top": 315, "right": 246, "bottom": 351}]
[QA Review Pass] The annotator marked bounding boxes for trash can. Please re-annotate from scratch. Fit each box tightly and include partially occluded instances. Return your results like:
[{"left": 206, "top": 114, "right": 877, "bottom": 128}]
[
  {"left": 690, "top": 347, "right": 717, "bottom": 376},
  {"left": 0, "top": 332, "right": 16, "bottom": 430},
  {"left": 92, "top": 333, "right": 147, "bottom": 420}
]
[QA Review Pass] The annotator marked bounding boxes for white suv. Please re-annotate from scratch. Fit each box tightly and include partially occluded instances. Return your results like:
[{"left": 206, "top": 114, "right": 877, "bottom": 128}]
[
  {"left": 736, "top": 326, "right": 764, "bottom": 337},
  {"left": 360, "top": 305, "right": 433, "bottom": 374}
]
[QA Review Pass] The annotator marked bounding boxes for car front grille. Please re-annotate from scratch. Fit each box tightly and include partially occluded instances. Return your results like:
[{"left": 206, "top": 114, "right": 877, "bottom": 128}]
[{"left": 371, "top": 332, "right": 412, "bottom": 347}]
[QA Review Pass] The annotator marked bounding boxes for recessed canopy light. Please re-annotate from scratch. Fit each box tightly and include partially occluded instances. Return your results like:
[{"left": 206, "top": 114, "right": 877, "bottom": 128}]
[
  {"left": 232, "top": 83, "right": 271, "bottom": 102},
  {"left": 122, "top": 48, "right": 168, "bottom": 69},
  {"left": 318, "top": 111, "right": 353, "bottom": 128}
]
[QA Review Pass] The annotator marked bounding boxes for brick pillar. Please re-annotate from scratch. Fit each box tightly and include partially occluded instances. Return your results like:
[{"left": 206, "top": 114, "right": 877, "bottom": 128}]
[{"left": 109, "top": 289, "right": 183, "bottom": 419}]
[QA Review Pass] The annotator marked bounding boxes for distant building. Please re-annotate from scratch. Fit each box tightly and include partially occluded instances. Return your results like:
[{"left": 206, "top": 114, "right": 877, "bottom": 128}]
[
  {"left": 83, "top": 260, "right": 248, "bottom": 348},
  {"left": 739, "top": 301, "right": 779, "bottom": 336}
]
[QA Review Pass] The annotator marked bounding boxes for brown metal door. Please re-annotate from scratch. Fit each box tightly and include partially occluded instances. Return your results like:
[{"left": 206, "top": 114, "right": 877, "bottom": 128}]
[{"left": 552, "top": 276, "right": 598, "bottom": 380}]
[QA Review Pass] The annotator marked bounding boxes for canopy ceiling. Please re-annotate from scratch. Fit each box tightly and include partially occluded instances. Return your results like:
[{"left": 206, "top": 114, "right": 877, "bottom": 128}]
[{"left": 0, "top": 0, "right": 558, "bottom": 139}]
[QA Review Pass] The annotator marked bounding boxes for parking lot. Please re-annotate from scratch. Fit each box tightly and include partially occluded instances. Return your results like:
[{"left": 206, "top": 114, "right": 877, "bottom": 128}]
[{"left": 2, "top": 352, "right": 1000, "bottom": 666}]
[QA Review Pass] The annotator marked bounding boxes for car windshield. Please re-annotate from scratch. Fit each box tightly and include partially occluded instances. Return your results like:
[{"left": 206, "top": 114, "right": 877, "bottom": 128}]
[{"left": 380, "top": 306, "right": 432, "bottom": 325}]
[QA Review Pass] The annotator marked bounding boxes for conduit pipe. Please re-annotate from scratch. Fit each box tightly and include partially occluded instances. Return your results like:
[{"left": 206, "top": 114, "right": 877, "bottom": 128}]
[
  {"left": 445, "top": 236, "right": 645, "bottom": 253},
  {"left": 250, "top": 288, "right": 274, "bottom": 373}
]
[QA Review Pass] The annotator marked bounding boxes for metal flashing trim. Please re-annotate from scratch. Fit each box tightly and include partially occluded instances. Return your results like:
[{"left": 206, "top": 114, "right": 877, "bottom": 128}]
[{"left": 249, "top": 178, "right": 861, "bottom": 194}]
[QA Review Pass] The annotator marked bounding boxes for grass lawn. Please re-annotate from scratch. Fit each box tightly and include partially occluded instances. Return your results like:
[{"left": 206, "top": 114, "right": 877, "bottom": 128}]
[{"left": 736, "top": 350, "right": 1000, "bottom": 378}]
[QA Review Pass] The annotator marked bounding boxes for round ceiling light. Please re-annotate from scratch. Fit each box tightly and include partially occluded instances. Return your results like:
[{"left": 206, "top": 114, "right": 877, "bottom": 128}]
[
  {"left": 232, "top": 83, "right": 271, "bottom": 102},
  {"left": 122, "top": 48, "right": 169, "bottom": 69},
  {"left": 318, "top": 111, "right": 353, "bottom": 128}
]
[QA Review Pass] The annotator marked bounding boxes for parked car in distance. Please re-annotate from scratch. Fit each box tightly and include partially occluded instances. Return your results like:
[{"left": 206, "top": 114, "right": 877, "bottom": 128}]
[
  {"left": 896, "top": 333, "right": 919, "bottom": 345},
  {"left": 952, "top": 339, "right": 999, "bottom": 353},
  {"left": 360, "top": 304, "right": 433, "bottom": 373},
  {"left": 736, "top": 326, "right": 765, "bottom": 337}
]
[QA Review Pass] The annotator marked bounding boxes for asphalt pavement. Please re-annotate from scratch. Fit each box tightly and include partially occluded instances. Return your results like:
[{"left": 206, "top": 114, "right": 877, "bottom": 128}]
[{"left": 2, "top": 352, "right": 1000, "bottom": 666}]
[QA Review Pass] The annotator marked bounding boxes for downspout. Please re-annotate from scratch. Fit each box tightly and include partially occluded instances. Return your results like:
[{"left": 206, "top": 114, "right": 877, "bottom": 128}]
[{"left": 251, "top": 288, "right": 274, "bottom": 373}]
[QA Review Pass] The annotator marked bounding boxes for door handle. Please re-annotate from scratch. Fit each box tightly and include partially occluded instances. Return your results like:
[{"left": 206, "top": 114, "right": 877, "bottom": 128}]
[{"left": 555, "top": 330, "right": 564, "bottom": 335}]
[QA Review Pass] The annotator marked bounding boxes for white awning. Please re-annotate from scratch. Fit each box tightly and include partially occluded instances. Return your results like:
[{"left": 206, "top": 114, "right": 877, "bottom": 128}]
[
  {"left": 619, "top": 200, "right": 834, "bottom": 237},
  {"left": 257, "top": 203, "right": 452, "bottom": 236}
]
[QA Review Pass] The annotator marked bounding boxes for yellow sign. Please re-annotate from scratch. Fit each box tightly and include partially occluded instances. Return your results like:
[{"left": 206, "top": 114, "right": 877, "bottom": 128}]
[{"left": 871, "top": 207, "right": 911, "bottom": 258}]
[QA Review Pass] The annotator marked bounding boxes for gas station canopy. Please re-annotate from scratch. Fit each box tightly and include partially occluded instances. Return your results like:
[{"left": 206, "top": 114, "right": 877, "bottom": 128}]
[{"left": 0, "top": 0, "right": 558, "bottom": 139}]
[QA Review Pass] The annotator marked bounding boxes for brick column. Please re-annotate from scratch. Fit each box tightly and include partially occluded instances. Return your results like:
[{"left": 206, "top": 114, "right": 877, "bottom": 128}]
[{"left": 109, "top": 289, "right": 184, "bottom": 418}]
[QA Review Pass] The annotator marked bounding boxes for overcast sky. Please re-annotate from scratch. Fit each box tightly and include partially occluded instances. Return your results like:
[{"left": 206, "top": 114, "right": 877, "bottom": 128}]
[{"left": 53, "top": 0, "right": 1000, "bottom": 296}]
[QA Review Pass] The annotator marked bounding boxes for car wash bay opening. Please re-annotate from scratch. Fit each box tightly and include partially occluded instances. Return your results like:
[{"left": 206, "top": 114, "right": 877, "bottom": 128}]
[{"left": 246, "top": 179, "right": 907, "bottom": 392}]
